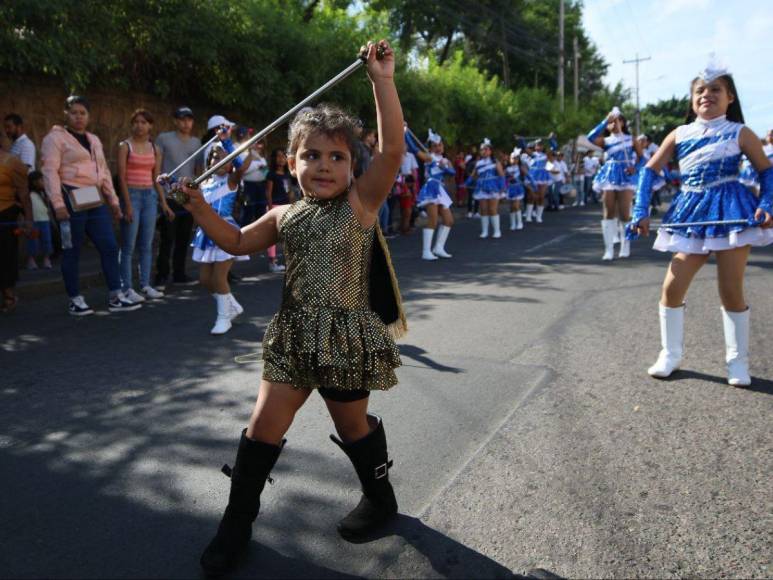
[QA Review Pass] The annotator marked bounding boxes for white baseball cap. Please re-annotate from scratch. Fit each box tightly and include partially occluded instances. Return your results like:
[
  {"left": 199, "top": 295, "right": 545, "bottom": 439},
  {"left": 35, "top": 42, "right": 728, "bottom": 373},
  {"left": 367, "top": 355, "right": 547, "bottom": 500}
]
[{"left": 207, "top": 114, "right": 235, "bottom": 130}]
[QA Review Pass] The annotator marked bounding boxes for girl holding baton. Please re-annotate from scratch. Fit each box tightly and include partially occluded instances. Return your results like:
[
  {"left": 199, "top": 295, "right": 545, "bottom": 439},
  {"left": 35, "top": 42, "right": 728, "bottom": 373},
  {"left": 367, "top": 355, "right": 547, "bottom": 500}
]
[{"left": 629, "top": 61, "right": 773, "bottom": 386}]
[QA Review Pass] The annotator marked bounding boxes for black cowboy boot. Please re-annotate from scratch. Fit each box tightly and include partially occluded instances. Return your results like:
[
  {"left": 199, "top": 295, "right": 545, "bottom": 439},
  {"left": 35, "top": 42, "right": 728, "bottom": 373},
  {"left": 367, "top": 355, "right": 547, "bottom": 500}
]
[
  {"left": 200, "top": 429, "right": 284, "bottom": 576},
  {"left": 330, "top": 414, "right": 398, "bottom": 542}
]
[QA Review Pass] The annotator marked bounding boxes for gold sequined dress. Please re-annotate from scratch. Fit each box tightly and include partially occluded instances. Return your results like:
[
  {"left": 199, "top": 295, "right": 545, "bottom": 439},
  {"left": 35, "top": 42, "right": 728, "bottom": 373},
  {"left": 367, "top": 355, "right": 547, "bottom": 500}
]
[{"left": 262, "top": 194, "right": 402, "bottom": 391}]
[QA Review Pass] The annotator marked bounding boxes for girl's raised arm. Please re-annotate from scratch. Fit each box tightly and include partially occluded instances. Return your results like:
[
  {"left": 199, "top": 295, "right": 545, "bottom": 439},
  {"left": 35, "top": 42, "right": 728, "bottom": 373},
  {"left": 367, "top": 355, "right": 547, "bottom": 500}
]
[{"left": 355, "top": 41, "right": 404, "bottom": 214}]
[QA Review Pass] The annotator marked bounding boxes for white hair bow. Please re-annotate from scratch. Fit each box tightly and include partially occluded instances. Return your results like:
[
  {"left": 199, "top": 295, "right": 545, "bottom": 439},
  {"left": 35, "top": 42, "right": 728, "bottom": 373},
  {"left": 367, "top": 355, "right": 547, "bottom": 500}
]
[
  {"left": 480, "top": 137, "right": 492, "bottom": 148},
  {"left": 610, "top": 106, "right": 622, "bottom": 119},
  {"left": 511, "top": 147, "right": 522, "bottom": 158},
  {"left": 698, "top": 53, "right": 730, "bottom": 83},
  {"left": 427, "top": 128, "right": 442, "bottom": 144}
]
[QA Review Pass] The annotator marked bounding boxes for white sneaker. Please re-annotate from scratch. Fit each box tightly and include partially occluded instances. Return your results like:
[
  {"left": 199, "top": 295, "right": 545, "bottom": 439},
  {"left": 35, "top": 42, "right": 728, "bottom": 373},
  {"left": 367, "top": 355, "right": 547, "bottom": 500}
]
[
  {"left": 141, "top": 286, "right": 165, "bottom": 299},
  {"left": 108, "top": 293, "right": 142, "bottom": 312},
  {"left": 268, "top": 262, "right": 286, "bottom": 273},
  {"left": 123, "top": 288, "right": 146, "bottom": 304},
  {"left": 68, "top": 295, "right": 94, "bottom": 316}
]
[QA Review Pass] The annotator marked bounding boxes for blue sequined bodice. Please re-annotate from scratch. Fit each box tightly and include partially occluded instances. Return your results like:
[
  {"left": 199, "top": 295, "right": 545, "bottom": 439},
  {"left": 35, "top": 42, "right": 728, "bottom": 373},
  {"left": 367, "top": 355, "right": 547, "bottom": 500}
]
[
  {"left": 675, "top": 116, "right": 743, "bottom": 191},
  {"left": 475, "top": 157, "right": 497, "bottom": 178},
  {"left": 603, "top": 134, "right": 635, "bottom": 164},
  {"left": 530, "top": 152, "right": 548, "bottom": 170},
  {"left": 425, "top": 154, "right": 455, "bottom": 182}
]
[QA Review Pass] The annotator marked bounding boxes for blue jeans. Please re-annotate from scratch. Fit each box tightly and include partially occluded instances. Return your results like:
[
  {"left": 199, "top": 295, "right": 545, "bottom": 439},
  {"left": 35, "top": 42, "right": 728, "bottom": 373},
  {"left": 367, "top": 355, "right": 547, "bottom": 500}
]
[
  {"left": 61, "top": 191, "right": 121, "bottom": 297},
  {"left": 584, "top": 176, "right": 597, "bottom": 203},
  {"left": 26, "top": 221, "right": 53, "bottom": 256},
  {"left": 120, "top": 187, "right": 158, "bottom": 290}
]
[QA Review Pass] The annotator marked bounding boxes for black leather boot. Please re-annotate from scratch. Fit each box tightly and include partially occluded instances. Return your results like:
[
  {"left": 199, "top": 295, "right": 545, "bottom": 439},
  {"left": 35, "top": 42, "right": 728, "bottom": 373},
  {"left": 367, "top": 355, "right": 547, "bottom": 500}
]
[
  {"left": 330, "top": 414, "right": 398, "bottom": 542},
  {"left": 200, "top": 429, "right": 284, "bottom": 576}
]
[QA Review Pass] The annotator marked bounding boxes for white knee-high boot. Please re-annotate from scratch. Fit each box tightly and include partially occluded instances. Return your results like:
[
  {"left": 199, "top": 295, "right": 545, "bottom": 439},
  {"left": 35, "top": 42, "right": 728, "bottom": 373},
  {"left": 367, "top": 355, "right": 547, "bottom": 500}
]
[
  {"left": 227, "top": 293, "right": 243, "bottom": 319},
  {"left": 510, "top": 212, "right": 517, "bottom": 230},
  {"left": 421, "top": 228, "right": 438, "bottom": 260},
  {"left": 721, "top": 307, "right": 751, "bottom": 386},
  {"left": 525, "top": 204, "right": 534, "bottom": 222},
  {"left": 648, "top": 304, "right": 684, "bottom": 378},
  {"left": 601, "top": 219, "right": 616, "bottom": 261},
  {"left": 491, "top": 214, "right": 501, "bottom": 238},
  {"left": 479, "top": 215, "right": 490, "bottom": 238},
  {"left": 515, "top": 210, "right": 523, "bottom": 230},
  {"left": 535, "top": 205, "right": 544, "bottom": 223},
  {"left": 432, "top": 224, "right": 453, "bottom": 258},
  {"left": 618, "top": 221, "right": 631, "bottom": 258},
  {"left": 211, "top": 294, "right": 233, "bottom": 335}
]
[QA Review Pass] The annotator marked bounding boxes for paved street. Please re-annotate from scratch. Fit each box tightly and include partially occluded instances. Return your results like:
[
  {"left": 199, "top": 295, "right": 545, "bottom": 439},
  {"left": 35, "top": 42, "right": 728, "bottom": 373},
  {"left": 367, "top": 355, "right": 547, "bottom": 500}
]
[{"left": 2, "top": 206, "right": 771, "bottom": 579}]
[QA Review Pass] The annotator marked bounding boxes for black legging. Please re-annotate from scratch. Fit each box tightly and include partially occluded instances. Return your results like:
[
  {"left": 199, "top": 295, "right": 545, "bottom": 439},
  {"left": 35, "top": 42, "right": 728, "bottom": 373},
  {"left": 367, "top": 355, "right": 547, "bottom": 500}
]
[{"left": 0, "top": 206, "right": 20, "bottom": 290}]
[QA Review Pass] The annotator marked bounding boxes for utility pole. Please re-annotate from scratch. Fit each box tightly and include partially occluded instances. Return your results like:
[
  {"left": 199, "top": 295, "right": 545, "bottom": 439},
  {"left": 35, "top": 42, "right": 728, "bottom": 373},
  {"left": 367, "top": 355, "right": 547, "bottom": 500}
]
[
  {"left": 573, "top": 35, "right": 579, "bottom": 108},
  {"left": 558, "top": 0, "right": 565, "bottom": 112},
  {"left": 623, "top": 53, "right": 652, "bottom": 134}
]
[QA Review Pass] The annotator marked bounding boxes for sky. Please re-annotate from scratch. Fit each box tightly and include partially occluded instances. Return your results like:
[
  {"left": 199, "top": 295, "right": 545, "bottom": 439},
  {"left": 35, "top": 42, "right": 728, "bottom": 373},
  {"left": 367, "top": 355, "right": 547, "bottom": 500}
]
[{"left": 582, "top": 0, "right": 773, "bottom": 136}]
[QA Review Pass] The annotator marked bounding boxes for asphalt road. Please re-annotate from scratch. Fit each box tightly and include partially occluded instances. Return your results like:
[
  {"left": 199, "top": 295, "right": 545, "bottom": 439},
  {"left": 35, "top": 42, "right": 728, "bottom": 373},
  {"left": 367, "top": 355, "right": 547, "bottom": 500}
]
[{"left": 1, "top": 205, "right": 771, "bottom": 579}]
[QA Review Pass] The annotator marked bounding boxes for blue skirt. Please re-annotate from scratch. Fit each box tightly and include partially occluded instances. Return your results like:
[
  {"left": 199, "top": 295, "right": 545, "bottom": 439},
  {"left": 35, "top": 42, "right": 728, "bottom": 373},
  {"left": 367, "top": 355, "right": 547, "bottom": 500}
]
[
  {"left": 473, "top": 175, "right": 504, "bottom": 200},
  {"left": 593, "top": 161, "right": 636, "bottom": 192},
  {"left": 529, "top": 169, "right": 552, "bottom": 186},
  {"left": 660, "top": 181, "right": 761, "bottom": 239},
  {"left": 507, "top": 181, "right": 525, "bottom": 200},
  {"left": 417, "top": 179, "right": 452, "bottom": 208}
]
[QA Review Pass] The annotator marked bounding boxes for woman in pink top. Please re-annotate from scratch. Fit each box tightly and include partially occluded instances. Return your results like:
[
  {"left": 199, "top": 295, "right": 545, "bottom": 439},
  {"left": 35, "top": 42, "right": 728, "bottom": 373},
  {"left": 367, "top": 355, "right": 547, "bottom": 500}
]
[
  {"left": 41, "top": 95, "right": 140, "bottom": 316},
  {"left": 117, "top": 109, "right": 173, "bottom": 302}
]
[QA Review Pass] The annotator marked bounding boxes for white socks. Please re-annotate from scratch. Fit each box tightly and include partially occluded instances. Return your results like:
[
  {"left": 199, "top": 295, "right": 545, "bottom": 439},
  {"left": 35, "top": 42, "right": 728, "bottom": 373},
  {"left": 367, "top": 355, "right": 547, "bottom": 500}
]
[
  {"left": 491, "top": 215, "right": 501, "bottom": 238},
  {"left": 433, "top": 224, "right": 452, "bottom": 258},
  {"left": 601, "top": 219, "right": 616, "bottom": 260},
  {"left": 480, "top": 215, "right": 490, "bottom": 238},
  {"left": 721, "top": 307, "right": 751, "bottom": 386},
  {"left": 422, "top": 228, "right": 438, "bottom": 260},
  {"left": 648, "top": 304, "right": 684, "bottom": 378}
]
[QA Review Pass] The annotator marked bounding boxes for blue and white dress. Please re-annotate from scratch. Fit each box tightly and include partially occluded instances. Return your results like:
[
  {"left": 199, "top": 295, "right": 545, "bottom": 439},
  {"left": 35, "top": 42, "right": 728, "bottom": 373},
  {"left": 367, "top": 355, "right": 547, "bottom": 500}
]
[
  {"left": 593, "top": 133, "right": 637, "bottom": 192},
  {"left": 505, "top": 165, "right": 525, "bottom": 200},
  {"left": 528, "top": 152, "right": 552, "bottom": 186},
  {"left": 473, "top": 157, "right": 503, "bottom": 200},
  {"left": 192, "top": 174, "right": 250, "bottom": 263},
  {"left": 654, "top": 115, "right": 773, "bottom": 254},
  {"left": 417, "top": 154, "right": 455, "bottom": 208}
]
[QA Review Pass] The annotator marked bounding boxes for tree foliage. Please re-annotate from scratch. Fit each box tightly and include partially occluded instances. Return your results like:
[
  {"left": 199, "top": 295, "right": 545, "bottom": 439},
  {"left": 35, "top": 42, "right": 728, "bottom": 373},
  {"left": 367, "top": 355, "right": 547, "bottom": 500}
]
[{"left": 0, "top": 0, "right": 628, "bottom": 149}]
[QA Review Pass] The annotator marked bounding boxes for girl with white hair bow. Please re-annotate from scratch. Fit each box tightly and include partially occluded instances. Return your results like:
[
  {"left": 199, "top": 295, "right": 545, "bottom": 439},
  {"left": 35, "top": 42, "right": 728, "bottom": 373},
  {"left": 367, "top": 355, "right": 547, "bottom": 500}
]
[
  {"left": 414, "top": 128, "right": 456, "bottom": 259},
  {"left": 471, "top": 138, "right": 506, "bottom": 238}
]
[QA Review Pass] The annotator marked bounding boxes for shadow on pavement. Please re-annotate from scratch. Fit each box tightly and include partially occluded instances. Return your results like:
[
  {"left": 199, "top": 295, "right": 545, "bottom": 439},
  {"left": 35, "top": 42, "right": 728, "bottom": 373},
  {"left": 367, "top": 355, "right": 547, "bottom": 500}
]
[
  {"left": 665, "top": 369, "right": 773, "bottom": 395},
  {"left": 399, "top": 344, "right": 465, "bottom": 374}
]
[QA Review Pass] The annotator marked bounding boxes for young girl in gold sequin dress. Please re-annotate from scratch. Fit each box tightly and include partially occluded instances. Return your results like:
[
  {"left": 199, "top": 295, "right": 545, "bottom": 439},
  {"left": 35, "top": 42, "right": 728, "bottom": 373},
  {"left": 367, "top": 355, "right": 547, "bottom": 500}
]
[{"left": 181, "top": 40, "right": 406, "bottom": 576}]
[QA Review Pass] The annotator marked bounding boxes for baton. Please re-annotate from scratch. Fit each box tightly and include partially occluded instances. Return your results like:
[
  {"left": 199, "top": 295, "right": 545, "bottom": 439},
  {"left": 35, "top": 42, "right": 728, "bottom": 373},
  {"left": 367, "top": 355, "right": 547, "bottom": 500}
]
[
  {"left": 405, "top": 126, "right": 429, "bottom": 154},
  {"left": 659, "top": 219, "right": 753, "bottom": 228},
  {"left": 170, "top": 45, "right": 384, "bottom": 204}
]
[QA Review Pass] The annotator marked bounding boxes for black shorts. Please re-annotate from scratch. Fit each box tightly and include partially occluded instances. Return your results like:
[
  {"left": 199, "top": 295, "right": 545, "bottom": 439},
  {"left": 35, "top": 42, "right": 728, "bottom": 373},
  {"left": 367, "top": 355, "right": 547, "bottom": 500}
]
[{"left": 317, "top": 387, "right": 370, "bottom": 402}]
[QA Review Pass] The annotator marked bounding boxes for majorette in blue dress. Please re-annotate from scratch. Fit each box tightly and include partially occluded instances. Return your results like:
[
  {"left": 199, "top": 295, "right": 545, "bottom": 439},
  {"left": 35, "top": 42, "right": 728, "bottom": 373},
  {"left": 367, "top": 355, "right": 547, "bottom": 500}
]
[
  {"left": 593, "top": 133, "right": 637, "bottom": 192},
  {"left": 473, "top": 157, "right": 504, "bottom": 200},
  {"left": 505, "top": 165, "right": 525, "bottom": 200},
  {"left": 417, "top": 153, "right": 455, "bottom": 208},
  {"left": 634, "top": 115, "right": 773, "bottom": 254},
  {"left": 527, "top": 151, "right": 552, "bottom": 186},
  {"left": 192, "top": 173, "right": 249, "bottom": 263}
]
